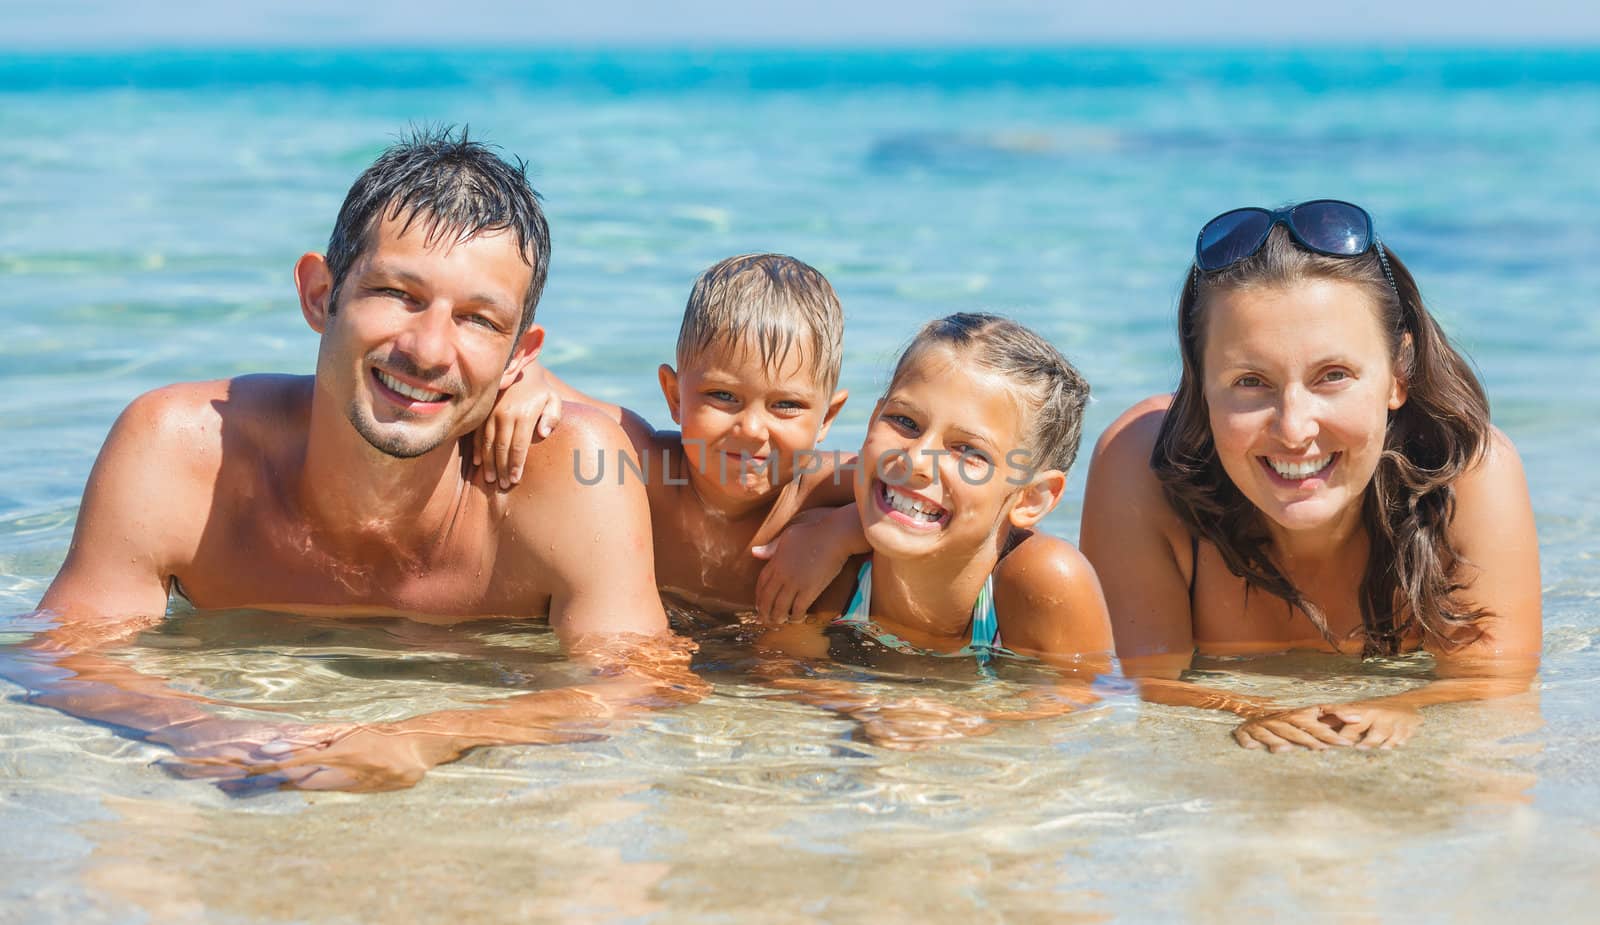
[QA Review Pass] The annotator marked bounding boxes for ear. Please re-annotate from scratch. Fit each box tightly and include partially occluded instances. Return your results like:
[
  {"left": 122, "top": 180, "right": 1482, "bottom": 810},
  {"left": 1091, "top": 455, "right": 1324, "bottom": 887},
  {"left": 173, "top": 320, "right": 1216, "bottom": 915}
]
[
  {"left": 1007, "top": 468, "right": 1067, "bottom": 529},
  {"left": 658, "top": 364, "right": 683, "bottom": 424},
  {"left": 815, "top": 389, "right": 849, "bottom": 441},
  {"left": 294, "top": 252, "right": 334, "bottom": 334},
  {"left": 1388, "top": 331, "right": 1413, "bottom": 411},
  {"left": 500, "top": 323, "right": 545, "bottom": 389}
]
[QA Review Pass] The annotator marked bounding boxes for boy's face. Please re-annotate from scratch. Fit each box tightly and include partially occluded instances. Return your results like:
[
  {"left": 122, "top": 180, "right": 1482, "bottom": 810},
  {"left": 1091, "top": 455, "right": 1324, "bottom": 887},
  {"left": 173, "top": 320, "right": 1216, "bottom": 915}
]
[{"left": 660, "top": 337, "right": 846, "bottom": 511}]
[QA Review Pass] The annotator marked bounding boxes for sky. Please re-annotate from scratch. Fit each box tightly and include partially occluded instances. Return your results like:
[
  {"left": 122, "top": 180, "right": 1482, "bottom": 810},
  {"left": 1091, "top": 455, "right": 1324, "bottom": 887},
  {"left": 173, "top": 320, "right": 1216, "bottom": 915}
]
[{"left": 3, "top": 0, "right": 1599, "bottom": 47}]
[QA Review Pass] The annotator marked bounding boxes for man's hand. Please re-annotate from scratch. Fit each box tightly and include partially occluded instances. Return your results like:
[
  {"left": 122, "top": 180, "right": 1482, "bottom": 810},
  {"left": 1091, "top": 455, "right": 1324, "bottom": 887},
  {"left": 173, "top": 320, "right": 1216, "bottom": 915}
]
[{"left": 475, "top": 364, "right": 564, "bottom": 490}]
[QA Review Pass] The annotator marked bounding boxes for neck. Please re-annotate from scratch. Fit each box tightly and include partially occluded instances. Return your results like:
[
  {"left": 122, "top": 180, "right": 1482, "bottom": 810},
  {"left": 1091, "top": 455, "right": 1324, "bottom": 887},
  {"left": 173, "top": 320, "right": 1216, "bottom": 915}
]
[
  {"left": 680, "top": 451, "right": 780, "bottom": 523},
  {"left": 296, "top": 389, "right": 469, "bottom": 559},
  {"left": 867, "top": 532, "right": 1006, "bottom": 641},
  {"left": 1262, "top": 498, "right": 1368, "bottom": 578}
]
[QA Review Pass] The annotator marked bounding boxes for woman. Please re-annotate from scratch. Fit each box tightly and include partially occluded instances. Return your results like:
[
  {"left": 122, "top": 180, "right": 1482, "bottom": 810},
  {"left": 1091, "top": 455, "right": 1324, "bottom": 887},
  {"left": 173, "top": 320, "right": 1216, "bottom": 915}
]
[{"left": 1081, "top": 200, "right": 1541, "bottom": 751}]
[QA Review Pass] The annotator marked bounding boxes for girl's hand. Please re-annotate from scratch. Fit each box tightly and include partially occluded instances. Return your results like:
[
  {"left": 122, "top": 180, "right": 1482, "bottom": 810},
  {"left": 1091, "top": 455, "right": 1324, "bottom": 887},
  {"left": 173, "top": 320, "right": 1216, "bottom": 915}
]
[
  {"left": 751, "top": 505, "right": 865, "bottom": 623},
  {"left": 1232, "top": 705, "right": 1357, "bottom": 752},
  {"left": 475, "top": 364, "right": 563, "bottom": 490}
]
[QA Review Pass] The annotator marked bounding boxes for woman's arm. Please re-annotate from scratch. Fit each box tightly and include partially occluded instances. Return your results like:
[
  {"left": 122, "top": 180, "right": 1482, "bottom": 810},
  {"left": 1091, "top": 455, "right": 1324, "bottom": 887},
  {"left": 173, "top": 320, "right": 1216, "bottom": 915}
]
[
  {"left": 1080, "top": 398, "right": 1315, "bottom": 737},
  {"left": 1306, "top": 428, "right": 1542, "bottom": 749}
]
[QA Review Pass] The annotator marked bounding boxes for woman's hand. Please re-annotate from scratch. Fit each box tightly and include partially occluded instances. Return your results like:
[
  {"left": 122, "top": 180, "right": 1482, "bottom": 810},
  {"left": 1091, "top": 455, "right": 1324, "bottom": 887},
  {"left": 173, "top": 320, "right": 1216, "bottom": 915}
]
[
  {"left": 1232, "top": 704, "right": 1356, "bottom": 752},
  {"left": 1318, "top": 702, "right": 1423, "bottom": 750},
  {"left": 474, "top": 364, "right": 563, "bottom": 490},
  {"left": 1232, "top": 701, "right": 1423, "bottom": 752}
]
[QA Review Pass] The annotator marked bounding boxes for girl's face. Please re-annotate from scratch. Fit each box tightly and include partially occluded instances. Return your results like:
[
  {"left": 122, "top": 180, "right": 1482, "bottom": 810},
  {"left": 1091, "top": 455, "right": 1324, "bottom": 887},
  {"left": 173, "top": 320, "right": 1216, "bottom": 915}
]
[
  {"left": 1200, "top": 277, "right": 1407, "bottom": 537},
  {"left": 855, "top": 347, "right": 1038, "bottom": 560}
]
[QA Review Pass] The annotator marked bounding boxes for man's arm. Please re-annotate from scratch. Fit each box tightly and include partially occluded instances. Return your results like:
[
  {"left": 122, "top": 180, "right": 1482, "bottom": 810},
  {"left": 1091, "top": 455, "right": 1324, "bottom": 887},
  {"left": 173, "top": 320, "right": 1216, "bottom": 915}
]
[
  {"left": 5, "top": 384, "right": 322, "bottom": 760},
  {"left": 248, "top": 408, "right": 697, "bottom": 792}
]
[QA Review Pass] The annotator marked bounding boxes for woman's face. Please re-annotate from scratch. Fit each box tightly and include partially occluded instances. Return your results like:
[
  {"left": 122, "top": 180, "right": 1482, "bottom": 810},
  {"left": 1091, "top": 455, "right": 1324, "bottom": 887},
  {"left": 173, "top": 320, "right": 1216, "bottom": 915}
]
[{"left": 1200, "top": 278, "right": 1406, "bottom": 536}]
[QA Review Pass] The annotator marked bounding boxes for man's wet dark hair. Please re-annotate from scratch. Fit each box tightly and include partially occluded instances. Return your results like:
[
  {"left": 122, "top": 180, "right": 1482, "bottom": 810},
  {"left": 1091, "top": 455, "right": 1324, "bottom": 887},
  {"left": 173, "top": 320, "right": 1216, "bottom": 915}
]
[{"left": 325, "top": 126, "right": 552, "bottom": 338}]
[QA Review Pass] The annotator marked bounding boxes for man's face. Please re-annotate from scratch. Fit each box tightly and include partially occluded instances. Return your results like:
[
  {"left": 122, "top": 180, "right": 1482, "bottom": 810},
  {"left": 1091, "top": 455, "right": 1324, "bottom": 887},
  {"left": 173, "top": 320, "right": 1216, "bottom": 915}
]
[{"left": 314, "top": 214, "right": 535, "bottom": 459}]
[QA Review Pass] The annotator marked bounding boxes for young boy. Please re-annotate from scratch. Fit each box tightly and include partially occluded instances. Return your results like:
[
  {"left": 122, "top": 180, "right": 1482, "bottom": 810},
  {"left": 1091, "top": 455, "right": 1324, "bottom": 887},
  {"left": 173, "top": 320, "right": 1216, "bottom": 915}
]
[{"left": 478, "top": 253, "right": 853, "bottom": 617}]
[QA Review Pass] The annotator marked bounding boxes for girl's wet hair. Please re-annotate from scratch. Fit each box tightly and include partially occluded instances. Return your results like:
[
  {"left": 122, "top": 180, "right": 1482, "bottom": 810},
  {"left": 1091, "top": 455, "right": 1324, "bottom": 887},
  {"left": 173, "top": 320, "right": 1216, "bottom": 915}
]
[
  {"left": 1154, "top": 225, "right": 1493, "bottom": 655},
  {"left": 890, "top": 313, "right": 1090, "bottom": 474}
]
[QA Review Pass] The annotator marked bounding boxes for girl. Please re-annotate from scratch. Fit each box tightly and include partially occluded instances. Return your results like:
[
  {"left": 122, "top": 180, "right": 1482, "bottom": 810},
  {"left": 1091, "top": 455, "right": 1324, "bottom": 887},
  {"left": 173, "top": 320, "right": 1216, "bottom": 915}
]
[
  {"left": 1080, "top": 200, "right": 1542, "bottom": 752},
  {"left": 756, "top": 313, "right": 1115, "bottom": 745}
]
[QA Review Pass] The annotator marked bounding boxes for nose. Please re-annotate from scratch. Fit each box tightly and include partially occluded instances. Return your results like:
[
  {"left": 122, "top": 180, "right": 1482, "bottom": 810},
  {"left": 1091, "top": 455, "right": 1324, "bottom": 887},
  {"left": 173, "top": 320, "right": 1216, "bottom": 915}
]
[
  {"left": 398, "top": 302, "right": 455, "bottom": 374},
  {"left": 1272, "top": 384, "right": 1319, "bottom": 448},
  {"left": 898, "top": 432, "right": 940, "bottom": 489},
  {"left": 731, "top": 408, "right": 770, "bottom": 445}
]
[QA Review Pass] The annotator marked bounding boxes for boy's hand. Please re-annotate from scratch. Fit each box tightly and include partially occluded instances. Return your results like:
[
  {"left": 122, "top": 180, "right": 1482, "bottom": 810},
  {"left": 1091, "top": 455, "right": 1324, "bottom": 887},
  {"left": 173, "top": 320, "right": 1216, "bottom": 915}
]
[
  {"left": 475, "top": 364, "right": 563, "bottom": 490},
  {"left": 751, "top": 504, "right": 866, "bottom": 623}
]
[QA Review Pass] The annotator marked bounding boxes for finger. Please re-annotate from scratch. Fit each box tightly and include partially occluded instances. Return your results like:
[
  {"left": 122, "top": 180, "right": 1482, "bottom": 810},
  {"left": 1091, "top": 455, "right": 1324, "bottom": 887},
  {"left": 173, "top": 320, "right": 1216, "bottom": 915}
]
[
  {"left": 1355, "top": 718, "right": 1396, "bottom": 750},
  {"left": 473, "top": 424, "right": 486, "bottom": 469},
  {"left": 1234, "top": 727, "right": 1265, "bottom": 750},
  {"left": 1254, "top": 721, "right": 1330, "bottom": 751},
  {"left": 1241, "top": 724, "right": 1295, "bottom": 753},
  {"left": 508, "top": 417, "right": 534, "bottom": 485},
  {"left": 774, "top": 583, "right": 802, "bottom": 623},
  {"left": 791, "top": 577, "right": 828, "bottom": 620},
  {"left": 753, "top": 564, "right": 777, "bottom": 621},
  {"left": 480, "top": 418, "right": 500, "bottom": 482},
  {"left": 538, "top": 393, "right": 562, "bottom": 439},
  {"left": 1333, "top": 715, "right": 1374, "bottom": 741},
  {"left": 1279, "top": 711, "right": 1355, "bottom": 747},
  {"left": 750, "top": 542, "right": 776, "bottom": 561},
  {"left": 495, "top": 420, "right": 521, "bottom": 490}
]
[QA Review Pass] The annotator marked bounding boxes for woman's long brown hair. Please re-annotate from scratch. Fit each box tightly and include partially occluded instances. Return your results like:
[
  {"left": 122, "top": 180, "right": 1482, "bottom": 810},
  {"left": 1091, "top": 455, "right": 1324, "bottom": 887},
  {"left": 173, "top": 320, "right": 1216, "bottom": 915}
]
[{"left": 1152, "top": 225, "right": 1492, "bottom": 655}]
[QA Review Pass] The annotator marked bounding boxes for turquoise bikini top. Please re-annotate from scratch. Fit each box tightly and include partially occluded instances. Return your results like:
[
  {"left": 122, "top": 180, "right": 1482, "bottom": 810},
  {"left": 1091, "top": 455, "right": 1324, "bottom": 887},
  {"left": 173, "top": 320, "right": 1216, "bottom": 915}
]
[{"left": 831, "top": 559, "right": 1003, "bottom": 667}]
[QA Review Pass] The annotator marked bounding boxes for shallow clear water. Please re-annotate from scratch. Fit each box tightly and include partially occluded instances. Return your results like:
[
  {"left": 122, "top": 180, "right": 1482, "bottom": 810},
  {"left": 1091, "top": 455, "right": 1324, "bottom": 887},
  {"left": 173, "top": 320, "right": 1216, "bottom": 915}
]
[{"left": 1, "top": 48, "right": 1597, "bottom": 922}]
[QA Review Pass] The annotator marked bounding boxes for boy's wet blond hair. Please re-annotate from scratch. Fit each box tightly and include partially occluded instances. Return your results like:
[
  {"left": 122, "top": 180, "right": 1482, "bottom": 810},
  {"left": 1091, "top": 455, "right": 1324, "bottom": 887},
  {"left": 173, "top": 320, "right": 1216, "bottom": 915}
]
[{"left": 676, "top": 254, "right": 844, "bottom": 393}]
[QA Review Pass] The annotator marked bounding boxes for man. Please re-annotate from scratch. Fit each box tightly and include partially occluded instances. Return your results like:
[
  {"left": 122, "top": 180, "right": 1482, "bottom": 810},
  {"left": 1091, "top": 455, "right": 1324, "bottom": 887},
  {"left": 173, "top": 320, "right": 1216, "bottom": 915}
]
[{"left": 5, "top": 128, "right": 686, "bottom": 792}]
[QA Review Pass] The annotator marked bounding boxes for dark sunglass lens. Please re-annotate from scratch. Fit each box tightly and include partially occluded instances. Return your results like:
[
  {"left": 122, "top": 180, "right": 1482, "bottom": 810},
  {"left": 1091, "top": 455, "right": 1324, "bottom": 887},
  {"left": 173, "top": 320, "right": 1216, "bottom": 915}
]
[
  {"left": 1197, "top": 210, "right": 1273, "bottom": 271},
  {"left": 1291, "top": 201, "right": 1371, "bottom": 256}
]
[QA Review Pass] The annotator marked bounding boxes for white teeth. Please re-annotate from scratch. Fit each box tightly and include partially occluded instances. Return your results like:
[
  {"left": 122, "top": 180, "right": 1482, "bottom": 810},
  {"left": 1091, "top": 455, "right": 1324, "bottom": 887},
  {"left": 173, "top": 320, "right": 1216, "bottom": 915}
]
[
  {"left": 884, "top": 485, "right": 945, "bottom": 522},
  {"left": 1268, "top": 455, "right": 1332, "bottom": 479},
  {"left": 376, "top": 370, "right": 448, "bottom": 403}
]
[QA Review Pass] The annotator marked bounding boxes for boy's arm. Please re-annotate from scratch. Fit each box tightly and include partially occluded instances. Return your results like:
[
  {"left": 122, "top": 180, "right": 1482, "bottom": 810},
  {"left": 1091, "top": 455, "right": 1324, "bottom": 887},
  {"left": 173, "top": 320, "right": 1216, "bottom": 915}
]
[{"left": 476, "top": 362, "right": 648, "bottom": 488}]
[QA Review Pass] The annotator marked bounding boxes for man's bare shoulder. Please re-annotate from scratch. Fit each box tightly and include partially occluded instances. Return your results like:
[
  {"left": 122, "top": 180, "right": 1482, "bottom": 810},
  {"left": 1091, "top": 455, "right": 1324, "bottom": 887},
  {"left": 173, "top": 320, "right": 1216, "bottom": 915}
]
[{"left": 115, "top": 375, "right": 310, "bottom": 474}]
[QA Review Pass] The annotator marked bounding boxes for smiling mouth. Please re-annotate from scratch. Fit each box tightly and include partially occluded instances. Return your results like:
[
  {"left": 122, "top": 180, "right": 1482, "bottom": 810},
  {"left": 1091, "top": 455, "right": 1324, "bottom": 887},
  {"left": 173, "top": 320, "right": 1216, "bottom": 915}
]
[
  {"left": 373, "top": 368, "right": 451, "bottom": 405},
  {"left": 876, "top": 481, "right": 949, "bottom": 528},
  {"left": 1261, "top": 452, "right": 1338, "bottom": 482}
]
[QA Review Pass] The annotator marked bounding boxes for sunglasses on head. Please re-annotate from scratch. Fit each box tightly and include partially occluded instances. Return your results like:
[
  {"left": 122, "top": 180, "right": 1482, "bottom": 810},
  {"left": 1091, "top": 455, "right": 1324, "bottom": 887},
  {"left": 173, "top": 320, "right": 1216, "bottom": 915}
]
[{"left": 1193, "top": 199, "right": 1399, "bottom": 297}]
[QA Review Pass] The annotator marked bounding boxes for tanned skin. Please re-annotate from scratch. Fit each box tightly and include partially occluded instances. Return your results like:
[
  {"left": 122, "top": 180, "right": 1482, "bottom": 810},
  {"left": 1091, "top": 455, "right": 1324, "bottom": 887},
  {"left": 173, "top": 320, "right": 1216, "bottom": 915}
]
[{"left": 6, "top": 215, "right": 687, "bottom": 792}]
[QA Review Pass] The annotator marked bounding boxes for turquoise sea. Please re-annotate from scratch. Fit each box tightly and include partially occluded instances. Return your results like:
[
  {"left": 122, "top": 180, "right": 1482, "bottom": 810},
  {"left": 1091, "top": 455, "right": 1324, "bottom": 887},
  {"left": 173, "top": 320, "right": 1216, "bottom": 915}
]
[{"left": 2, "top": 48, "right": 1598, "bottom": 922}]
